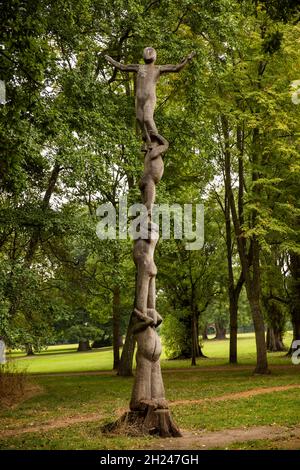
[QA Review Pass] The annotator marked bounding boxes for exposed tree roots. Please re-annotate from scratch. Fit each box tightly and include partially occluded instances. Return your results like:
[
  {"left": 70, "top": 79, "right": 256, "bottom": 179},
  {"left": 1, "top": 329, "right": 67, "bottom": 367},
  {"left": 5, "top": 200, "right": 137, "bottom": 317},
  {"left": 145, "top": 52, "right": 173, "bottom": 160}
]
[{"left": 102, "top": 404, "right": 182, "bottom": 438}]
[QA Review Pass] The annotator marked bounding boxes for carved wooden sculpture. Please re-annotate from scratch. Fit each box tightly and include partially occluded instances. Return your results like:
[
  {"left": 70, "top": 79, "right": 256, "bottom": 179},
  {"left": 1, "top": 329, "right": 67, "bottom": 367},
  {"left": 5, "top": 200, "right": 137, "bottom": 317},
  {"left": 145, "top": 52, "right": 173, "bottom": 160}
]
[
  {"left": 105, "top": 47, "right": 195, "bottom": 145},
  {"left": 104, "top": 47, "right": 195, "bottom": 437}
]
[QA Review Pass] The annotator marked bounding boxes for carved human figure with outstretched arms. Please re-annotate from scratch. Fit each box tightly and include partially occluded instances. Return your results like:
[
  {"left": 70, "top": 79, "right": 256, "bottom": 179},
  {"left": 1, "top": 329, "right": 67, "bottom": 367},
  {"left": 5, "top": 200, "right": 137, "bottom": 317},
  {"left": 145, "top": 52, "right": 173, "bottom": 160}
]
[{"left": 105, "top": 47, "right": 195, "bottom": 145}]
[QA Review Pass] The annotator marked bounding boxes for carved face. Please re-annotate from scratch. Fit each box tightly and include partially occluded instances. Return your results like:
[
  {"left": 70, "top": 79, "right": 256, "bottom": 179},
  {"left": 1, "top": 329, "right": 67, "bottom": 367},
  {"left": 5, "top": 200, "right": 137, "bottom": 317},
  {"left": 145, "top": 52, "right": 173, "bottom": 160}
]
[{"left": 143, "top": 47, "right": 157, "bottom": 64}]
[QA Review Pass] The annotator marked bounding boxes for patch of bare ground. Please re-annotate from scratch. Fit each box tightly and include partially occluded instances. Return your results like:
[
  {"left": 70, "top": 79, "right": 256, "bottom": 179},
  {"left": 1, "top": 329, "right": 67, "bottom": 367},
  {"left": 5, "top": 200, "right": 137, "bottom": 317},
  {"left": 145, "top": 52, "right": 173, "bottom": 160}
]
[
  {"left": 169, "top": 384, "right": 300, "bottom": 406},
  {"left": 0, "top": 412, "right": 103, "bottom": 439},
  {"left": 148, "top": 425, "right": 299, "bottom": 450},
  {"left": 269, "top": 434, "right": 300, "bottom": 450}
]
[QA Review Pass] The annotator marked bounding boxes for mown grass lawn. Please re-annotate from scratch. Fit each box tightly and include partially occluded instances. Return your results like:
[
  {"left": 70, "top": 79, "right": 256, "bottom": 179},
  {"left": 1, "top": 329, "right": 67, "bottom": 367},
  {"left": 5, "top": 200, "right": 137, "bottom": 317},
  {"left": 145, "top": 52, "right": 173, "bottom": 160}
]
[
  {"left": 1, "top": 367, "right": 300, "bottom": 450},
  {"left": 1, "top": 332, "right": 299, "bottom": 450},
  {"left": 8, "top": 332, "right": 294, "bottom": 374}
]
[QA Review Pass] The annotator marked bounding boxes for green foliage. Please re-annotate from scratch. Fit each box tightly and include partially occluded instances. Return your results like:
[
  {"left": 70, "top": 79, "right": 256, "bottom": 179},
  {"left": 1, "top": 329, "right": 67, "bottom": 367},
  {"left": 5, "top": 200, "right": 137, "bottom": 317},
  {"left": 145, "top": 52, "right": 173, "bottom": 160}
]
[
  {"left": 0, "top": 0, "right": 299, "bottom": 358},
  {"left": 64, "top": 324, "right": 102, "bottom": 343}
]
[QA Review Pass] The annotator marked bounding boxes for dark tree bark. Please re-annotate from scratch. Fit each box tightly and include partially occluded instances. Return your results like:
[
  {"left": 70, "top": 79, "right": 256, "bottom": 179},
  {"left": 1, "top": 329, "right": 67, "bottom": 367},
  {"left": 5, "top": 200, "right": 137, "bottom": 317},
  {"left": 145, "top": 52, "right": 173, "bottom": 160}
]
[
  {"left": 288, "top": 252, "right": 300, "bottom": 354},
  {"left": 245, "top": 237, "right": 269, "bottom": 374},
  {"left": 229, "top": 300, "right": 238, "bottom": 362},
  {"left": 263, "top": 289, "right": 287, "bottom": 353},
  {"left": 25, "top": 344, "right": 34, "bottom": 356},
  {"left": 112, "top": 286, "right": 121, "bottom": 370},
  {"left": 215, "top": 322, "right": 226, "bottom": 340},
  {"left": 92, "top": 335, "right": 111, "bottom": 348},
  {"left": 191, "top": 311, "right": 198, "bottom": 366},
  {"left": 77, "top": 340, "right": 91, "bottom": 352},
  {"left": 118, "top": 314, "right": 136, "bottom": 376},
  {"left": 202, "top": 323, "right": 208, "bottom": 340},
  {"left": 226, "top": 126, "right": 244, "bottom": 363},
  {"left": 195, "top": 317, "right": 206, "bottom": 356},
  {"left": 266, "top": 327, "right": 286, "bottom": 352},
  {"left": 225, "top": 193, "right": 240, "bottom": 361},
  {"left": 171, "top": 312, "right": 207, "bottom": 361},
  {"left": 292, "top": 316, "right": 300, "bottom": 343},
  {"left": 191, "top": 307, "right": 207, "bottom": 365},
  {"left": 222, "top": 115, "right": 269, "bottom": 374}
]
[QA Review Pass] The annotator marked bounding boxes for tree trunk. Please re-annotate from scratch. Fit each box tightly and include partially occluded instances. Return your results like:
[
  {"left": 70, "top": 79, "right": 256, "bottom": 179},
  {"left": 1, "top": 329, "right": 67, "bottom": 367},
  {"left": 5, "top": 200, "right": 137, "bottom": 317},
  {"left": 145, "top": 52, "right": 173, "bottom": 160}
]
[
  {"left": 196, "top": 316, "right": 207, "bottom": 358},
  {"left": 202, "top": 323, "right": 208, "bottom": 340},
  {"left": 215, "top": 321, "right": 226, "bottom": 340},
  {"left": 266, "top": 327, "right": 272, "bottom": 351},
  {"left": 191, "top": 309, "right": 207, "bottom": 365},
  {"left": 112, "top": 286, "right": 121, "bottom": 370},
  {"left": 263, "top": 296, "right": 286, "bottom": 353},
  {"left": 266, "top": 327, "right": 286, "bottom": 352},
  {"left": 287, "top": 318, "right": 300, "bottom": 356},
  {"left": 118, "top": 314, "right": 135, "bottom": 376},
  {"left": 236, "top": 231, "right": 269, "bottom": 373},
  {"left": 229, "top": 299, "right": 238, "bottom": 363},
  {"left": 224, "top": 152, "right": 238, "bottom": 363},
  {"left": 244, "top": 238, "right": 269, "bottom": 373},
  {"left": 222, "top": 113, "right": 269, "bottom": 374},
  {"left": 292, "top": 317, "right": 300, "bottom": 343},
  {"left": 197, "top": 344, "right": 207, "bottom": 358},
  {"left": 77, "top": 340, "right": 91, "bottom": 352},
  {"left": 191, "top": 311, "right": 198, "bottom": 366},
  {"left": 288, "top": 252, "right": 300, "bottom": 354},
  {"left": 25, "top": 344, "right": 34, "bottom": 356},
  {"left": 224, "top": 163, "right": 244, "bottom": 363},
  {"left": 250, "top": 301, "right": 268, "bottom": 373}
]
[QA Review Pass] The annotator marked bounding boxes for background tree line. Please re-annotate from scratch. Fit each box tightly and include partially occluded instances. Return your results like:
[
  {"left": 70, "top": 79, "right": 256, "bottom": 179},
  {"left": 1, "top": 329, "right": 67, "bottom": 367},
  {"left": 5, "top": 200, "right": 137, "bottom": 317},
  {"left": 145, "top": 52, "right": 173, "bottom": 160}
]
[{"left": 0, "top": 0, "right": 299, "bottom": 375}]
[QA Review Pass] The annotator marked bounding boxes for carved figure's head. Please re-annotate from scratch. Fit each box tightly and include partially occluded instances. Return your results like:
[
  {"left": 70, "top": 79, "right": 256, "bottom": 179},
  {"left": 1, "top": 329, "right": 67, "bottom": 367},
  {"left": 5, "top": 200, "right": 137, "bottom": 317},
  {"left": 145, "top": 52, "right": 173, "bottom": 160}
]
[{"left": 143, "top": 47, "right": 157, "bottom": 64}]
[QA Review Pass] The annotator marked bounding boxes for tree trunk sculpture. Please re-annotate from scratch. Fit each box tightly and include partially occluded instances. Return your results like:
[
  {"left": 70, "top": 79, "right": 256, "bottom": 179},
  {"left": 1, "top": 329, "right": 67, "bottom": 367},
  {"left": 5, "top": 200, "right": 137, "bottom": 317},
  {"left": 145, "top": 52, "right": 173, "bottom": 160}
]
[{"left": 104, "top": 47, "right": 195, "bottom": 437}]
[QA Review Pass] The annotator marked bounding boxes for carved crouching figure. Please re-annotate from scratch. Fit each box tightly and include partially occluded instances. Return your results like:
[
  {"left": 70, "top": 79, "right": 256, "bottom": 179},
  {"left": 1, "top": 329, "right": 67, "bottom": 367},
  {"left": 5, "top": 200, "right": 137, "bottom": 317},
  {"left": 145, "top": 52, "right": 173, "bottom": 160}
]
[
  {"left": 130, "top": 307, "right": 167, "bottom": 411},
  {"left": 130, "top": 222, "right": 167, "bottom": 411},
  {"left": 139, "top": 135, "right": 169, "bottom": 215}
]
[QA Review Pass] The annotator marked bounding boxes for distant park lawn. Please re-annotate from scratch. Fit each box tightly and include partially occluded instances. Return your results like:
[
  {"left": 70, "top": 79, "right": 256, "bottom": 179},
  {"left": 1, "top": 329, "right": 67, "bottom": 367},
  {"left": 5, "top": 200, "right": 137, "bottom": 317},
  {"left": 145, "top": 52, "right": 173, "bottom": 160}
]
[{"left": 8, "top": 332, "right": 294, "bottom": 374}]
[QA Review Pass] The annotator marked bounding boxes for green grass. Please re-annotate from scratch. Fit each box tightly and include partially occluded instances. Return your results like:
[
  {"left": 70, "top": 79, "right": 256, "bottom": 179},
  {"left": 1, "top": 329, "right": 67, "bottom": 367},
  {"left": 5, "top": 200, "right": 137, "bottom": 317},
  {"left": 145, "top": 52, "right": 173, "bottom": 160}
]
[
  {"left": 11, "top": 347, "right": 115, "bottom": 374},
  {"left": 219, "top": 438, "right": 300, "bottom": 450},
  {"left": 1, "top": 332, "right": 298, "bottom": 450},
  {"left": 8, "top": 332, "right": 294, "bottom": 374},
  {"left": 1, "top": 367, "right": 300, "bottom": 450}
]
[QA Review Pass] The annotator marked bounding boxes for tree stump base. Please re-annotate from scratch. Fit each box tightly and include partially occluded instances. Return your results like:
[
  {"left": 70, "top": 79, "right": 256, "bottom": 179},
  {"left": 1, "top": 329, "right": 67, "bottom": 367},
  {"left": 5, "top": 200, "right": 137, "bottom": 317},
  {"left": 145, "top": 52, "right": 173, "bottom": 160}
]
[{"left": 102, "top": 405, "right": 182, "bottom": 438}]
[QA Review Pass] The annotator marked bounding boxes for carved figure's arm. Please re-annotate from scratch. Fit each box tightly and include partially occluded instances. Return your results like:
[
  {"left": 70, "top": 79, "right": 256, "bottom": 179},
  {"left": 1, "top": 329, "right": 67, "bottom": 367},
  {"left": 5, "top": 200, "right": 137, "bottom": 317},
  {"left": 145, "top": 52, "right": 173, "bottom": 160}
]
[
  {"left": 132, "top": 308, "right": 155, "bottom": 334},
  {"left": 159, "top": 51, "right": 196, "bottom": 74},
  {"left": 149, "top": 135, "right": 169, "bottom": 160},
  {"left": 104, "top": 55, "right": 138, "bottom": 72},
  {"left": 133, "top": 308, "right": 154, "bottom": 324}
]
